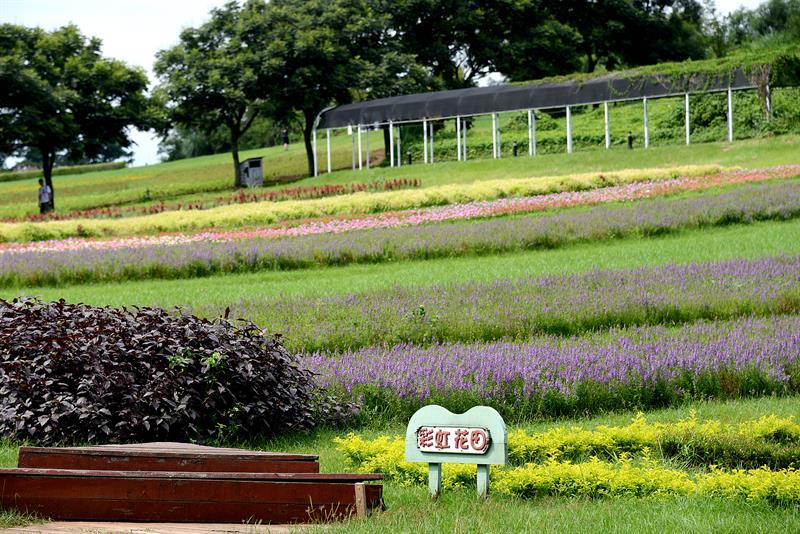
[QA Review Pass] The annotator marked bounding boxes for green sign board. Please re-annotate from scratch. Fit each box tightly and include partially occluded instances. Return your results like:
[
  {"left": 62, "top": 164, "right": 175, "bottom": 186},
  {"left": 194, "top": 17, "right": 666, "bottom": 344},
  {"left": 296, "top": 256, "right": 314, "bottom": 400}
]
[{"left": 405, "top": 405, "right": 507, "bottom": 497}]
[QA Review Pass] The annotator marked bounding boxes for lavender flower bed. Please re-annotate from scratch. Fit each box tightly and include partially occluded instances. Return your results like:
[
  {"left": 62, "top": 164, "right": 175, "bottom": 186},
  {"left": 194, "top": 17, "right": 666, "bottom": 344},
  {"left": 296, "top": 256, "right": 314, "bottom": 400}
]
[
  {"left": 211, "top": 254, "right": 800, "bottom": 353},
  {"left": 305, "top": 314, "right": 800, "bottom": 419},
  {"left": 3, "top": 180, "right": 800, "bottom": 288}
]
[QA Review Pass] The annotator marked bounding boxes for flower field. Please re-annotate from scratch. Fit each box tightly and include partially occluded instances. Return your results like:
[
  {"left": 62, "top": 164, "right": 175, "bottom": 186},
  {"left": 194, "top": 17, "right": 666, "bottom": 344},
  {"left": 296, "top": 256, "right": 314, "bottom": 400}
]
[
  {"left": 335, "top": 413, "right": 800, "bottom": 502},
  {"left": 0, "top": 164, "right": 727, "bottom": 242},
  {"left": 3, "top": 137, "right": 800, "bottom": 528},
  {"left": 307, "top": 315, "right": 800, "bottom": 418},
  {"left": 2, "top": 173, "right": 799, "bottom": 287}
]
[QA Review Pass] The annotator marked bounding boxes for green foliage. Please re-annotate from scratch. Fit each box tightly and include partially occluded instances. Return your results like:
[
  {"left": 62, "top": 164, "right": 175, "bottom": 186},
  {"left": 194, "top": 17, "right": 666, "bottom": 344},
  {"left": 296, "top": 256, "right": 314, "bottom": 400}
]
[
  {"left": 154, "top": 1, "right": 269, "bottom": 187},
  {"left": 0, "top": 23, "right": 152, "bottom": 204}
]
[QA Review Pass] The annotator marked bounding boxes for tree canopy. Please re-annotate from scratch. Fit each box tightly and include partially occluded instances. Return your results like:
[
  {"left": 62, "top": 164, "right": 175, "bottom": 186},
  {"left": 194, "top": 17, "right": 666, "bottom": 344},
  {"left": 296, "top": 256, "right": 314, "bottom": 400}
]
[{"left": 0, "top": 24, "right": 151, "bottom": 206}]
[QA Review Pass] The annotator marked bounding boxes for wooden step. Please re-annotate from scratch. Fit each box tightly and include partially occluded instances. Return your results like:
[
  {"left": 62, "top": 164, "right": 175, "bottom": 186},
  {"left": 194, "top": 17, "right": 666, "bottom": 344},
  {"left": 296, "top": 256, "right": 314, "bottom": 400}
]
[
  {"left": 0, "top": 468, "right": 383, "bottom": 523},
  {"left": 18, "top": 442, "right": 319, "bottom": 473}
]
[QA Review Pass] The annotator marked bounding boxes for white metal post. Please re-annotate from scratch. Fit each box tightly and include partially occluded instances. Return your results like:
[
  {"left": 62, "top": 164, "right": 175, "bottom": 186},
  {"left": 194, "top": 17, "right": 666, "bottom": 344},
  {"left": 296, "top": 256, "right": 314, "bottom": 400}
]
[
  {"left": 604, "top": 102, "right": 610, "bottom": 149},
  {"left": 389, "top": 120, "right": 394, "bottom": 167},
  {"left": 423, "top": 118, "right": 428, "bottom": 164},
  {"left": 765, "top": 84, "right": 772, "bottom": 120},
  {"left": 727, "top": 87, "right": 734, "bottom": 142},
  {"left": 492, "top": 113, "right": 498, "bottom": 159},
  {"left": 429, "top": 121, "right": 434, "bottom": 163},
  {"left": 351, "top": 127, "right": 356, "bottom": 170},
  {"left": 566, "top": 106, "right": 573, "bottom": 154},
  {"left": 456, "top": 115, "right": 462, "bottom": 162},
  {"left": 357, "top": 124, "right": 363, "bottom": 170},
  {"left": 365, "top": 127, "right": 370, "bottom": 170},
  {"left": 397, "top": 126, "right": 402, "bottom": 167},
  {"left": 685, "top": 93, "right": 690, "bottom": 145},
  {"left": 532, "top": 111, "right": 537, "bottom": 156},
  {"left": 326, "top": 129, "right": 331, "bottom": 174},
  {"left": 643, "top": 97, "right": 649, "bottom": 149},
  {"left": 527, "top": 109, "right": 533, "bottom": 156},
  {"left": 312, "top": 128, "right": 318, "bottom": 177},
  {"left": 496, "top": 114, "right": 502, "bottom": 158},
  {"left": 462, "top": 118, "right": 468, "bottom": 160}
]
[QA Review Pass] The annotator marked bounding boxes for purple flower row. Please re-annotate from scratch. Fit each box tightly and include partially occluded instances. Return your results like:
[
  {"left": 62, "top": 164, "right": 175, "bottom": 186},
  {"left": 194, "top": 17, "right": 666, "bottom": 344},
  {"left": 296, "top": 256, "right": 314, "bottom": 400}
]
[
  {"left": 2, "top": 179, "right": 799, "bottom": 288},
  {"left": 305, "top": 314, "right": 800, "bottom": 409},
  {"left": 201, "top": 254, "right": 800, "bottom": 353}
]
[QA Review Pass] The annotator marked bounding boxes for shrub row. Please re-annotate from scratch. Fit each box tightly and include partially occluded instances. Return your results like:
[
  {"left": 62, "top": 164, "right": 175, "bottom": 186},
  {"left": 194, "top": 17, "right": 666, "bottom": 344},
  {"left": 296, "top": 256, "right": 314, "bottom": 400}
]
[
  {"left": 0, "top": 298, "right": 354, "bottom": 445},
  {"left": 335, "top": 424, "right": 800, "bottom": 504},
  {"left": 0, "top": 165, "right": 722, "bottom": 242},
  {"left": 3, "top": 173, "right": 798, "bottom": 288}
]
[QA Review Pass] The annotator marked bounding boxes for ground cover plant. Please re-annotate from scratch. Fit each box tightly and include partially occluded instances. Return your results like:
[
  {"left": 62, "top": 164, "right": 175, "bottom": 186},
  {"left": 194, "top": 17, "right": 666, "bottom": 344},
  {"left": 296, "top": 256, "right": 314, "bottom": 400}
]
[
  {"left": 2, "top": 174, "right": 799, "bottom": 287},
  {"left": 307, "top": 314, "right": 800, "bottom": 421},
  {"left": 204, "top": 253, "right": 800, "bottom": 353},
  {"left": 7, "top": 216, "right": 800, "bottom": 310},
  {"left": 6, "top": 178, "right": 422, "bottom": 223},
  {"left": 0, "top": 298, "right": 352, "bottom": 445},
  {"left": 0, "top": 165, "right": 725, "bottom": 242}
]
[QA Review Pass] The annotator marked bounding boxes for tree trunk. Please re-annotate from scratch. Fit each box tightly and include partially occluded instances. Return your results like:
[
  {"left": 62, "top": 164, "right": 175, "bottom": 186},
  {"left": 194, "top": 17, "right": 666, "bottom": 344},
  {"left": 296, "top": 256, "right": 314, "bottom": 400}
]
[
  {"left": 41, "top": 148, "right": 55, "bottom": 209},
  {"left": 383, "top": 127, "right": 390, "bottom": 164},
  {"left": 303, "top": 110, "right": 316, "bottom": 178},
  {"left": 230, "top": 126, "right": 243, "bottom": 188}
]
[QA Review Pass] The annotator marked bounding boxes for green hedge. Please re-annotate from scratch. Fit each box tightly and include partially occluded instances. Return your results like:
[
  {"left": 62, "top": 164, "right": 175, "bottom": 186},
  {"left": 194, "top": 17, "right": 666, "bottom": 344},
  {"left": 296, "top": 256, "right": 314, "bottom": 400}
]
[{"left": 0, "top": 161, "right": 127, "bottom": 183}]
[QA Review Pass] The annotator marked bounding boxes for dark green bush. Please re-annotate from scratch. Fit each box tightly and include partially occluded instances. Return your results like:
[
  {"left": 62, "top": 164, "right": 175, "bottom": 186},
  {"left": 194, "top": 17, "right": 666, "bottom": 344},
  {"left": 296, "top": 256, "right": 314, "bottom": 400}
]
[{"left": 0, "top": 298, "right": 355, "bottom": 445}]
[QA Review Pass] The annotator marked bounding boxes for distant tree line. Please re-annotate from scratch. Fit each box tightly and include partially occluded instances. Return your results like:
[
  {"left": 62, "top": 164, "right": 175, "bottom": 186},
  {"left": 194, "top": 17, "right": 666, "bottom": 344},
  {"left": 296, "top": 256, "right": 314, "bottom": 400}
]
[{"left": 2, "top": 0, "right": 799, "bottom": 199}]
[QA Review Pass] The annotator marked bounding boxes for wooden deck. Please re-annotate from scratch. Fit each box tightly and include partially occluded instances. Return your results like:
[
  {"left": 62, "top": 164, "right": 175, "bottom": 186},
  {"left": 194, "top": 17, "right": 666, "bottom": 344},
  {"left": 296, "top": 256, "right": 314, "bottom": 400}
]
[
  {"left": 1, "top": 443, "right": 382, "bottom": 525},
  {"left": 18, "top": 443, "right": 320, "bottom": 474},
  {"left": 2, "top": 521, "right": 304, "bottom": 533}
]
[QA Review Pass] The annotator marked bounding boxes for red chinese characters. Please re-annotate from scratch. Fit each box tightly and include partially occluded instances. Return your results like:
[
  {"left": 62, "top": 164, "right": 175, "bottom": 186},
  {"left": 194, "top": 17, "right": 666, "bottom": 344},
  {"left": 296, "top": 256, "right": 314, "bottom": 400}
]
[{"left": 416, "top": 426, "right": 490, "bottom": 454}]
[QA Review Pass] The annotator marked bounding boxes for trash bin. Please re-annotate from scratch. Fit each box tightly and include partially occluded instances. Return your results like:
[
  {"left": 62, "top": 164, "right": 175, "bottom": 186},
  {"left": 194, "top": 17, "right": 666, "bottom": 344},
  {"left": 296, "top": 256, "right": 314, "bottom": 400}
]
[{"left": 240, "top": 157, "right": 264, "bottom": 187}]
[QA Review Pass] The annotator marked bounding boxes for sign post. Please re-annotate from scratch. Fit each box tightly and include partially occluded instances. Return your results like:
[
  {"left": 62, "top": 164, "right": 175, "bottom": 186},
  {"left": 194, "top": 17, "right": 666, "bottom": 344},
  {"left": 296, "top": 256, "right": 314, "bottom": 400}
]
[{"left": 405, "top": 405, "right": 507, "bottom": 498}]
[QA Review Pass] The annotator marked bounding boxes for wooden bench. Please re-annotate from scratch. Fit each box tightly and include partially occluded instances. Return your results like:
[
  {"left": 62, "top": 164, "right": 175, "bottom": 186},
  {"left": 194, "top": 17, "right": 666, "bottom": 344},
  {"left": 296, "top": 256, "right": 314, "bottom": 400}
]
[
  {"left": 18, "top": 442, "right": 320, "bottom": 473},
  {"left": 1, "top": 442, "right": 383, "bottom": 524}
]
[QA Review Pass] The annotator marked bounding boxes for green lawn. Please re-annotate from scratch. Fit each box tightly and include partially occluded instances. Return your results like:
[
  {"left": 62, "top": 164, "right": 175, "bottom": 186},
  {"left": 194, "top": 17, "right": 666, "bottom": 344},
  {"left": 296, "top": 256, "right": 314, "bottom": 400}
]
[
  {"left": 8, "top": 217, "right": 799, "bottom": 310},
  {"left": 6, "top": 396, "right": 797, "bottom": 532},
  {"left": 2, "top": 129, "right": 798, "bottom": 219}
]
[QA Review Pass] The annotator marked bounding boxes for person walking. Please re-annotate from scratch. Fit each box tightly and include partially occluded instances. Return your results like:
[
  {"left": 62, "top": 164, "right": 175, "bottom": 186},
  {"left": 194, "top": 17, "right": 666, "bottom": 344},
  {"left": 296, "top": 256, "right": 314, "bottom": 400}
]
[
  {"left": 281, "top": 127, "right": 289, "bottom": 151},
  {"left": 37, "top": 179, "right": 52, "bottom": 214}
]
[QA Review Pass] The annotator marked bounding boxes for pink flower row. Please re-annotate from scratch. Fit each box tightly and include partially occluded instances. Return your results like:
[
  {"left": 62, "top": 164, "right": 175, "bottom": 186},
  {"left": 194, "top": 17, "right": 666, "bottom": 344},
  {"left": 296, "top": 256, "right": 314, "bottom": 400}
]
[{"left": 2, "top": 165, "right": 798, "bottom": 255}]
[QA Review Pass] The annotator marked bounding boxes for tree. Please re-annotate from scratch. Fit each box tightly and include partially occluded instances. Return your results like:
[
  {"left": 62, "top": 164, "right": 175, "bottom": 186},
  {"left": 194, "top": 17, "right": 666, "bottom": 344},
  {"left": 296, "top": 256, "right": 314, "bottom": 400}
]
[
  {"left": 155, "top": 1, "right": 270, "bottom": 187},
  {"left": 257, "top": 0, "right": 416, "bottom": 177},
  {"left": 0, "top": 24, "right": 151, "bottom": 208}
]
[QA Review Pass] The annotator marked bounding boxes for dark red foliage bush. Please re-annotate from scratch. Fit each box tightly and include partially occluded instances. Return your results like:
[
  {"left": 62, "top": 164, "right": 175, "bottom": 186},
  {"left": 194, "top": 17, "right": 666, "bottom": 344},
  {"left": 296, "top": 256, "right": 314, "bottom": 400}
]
[{"left": 0, "top": 298, "right": 353, "bottom": 445}]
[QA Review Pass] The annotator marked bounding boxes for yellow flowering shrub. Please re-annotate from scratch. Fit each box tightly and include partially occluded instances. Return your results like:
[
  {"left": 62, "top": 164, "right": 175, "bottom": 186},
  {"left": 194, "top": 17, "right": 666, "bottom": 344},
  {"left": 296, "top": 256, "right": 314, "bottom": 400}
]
[{"left": 335, "top": 414, "right": 800, "bottom": 503}]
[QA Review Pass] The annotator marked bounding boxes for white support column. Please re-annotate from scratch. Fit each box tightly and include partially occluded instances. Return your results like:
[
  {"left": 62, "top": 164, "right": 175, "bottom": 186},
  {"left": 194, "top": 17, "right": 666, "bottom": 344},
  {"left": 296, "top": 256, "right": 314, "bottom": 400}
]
[
  {"left": 496, "top": 113, "right": 502, "bottom": 158},
  {"left": 397, "top": 126, "right": 402, "bottom": 167},
  {"left": 389, "top": 120, "right": 394, "bottom": 168},
  {"left": 357, "top": 125, "right": 363, "bottom": 170},
  {"left": 765, "top": 83, "right": 773, "bottom": 120},
  {"left": 727, "top": 87, "right": 734, "bottom": 142},
  {"left": 365, "top": 127, "right": 370, "bottom": 170},
  {"left": 312, "top": 128, "right": 318, "bottom": 177},
  {"left": 491, "top": 114, "right": 496, "bottom": 158},
  {"left": 527, "top": 109, "right": 533, "bottom": 156},
  {"left": 643, "top": 97, "right": 649, "bottom": 149},
  {"left": 531, "top": 111, "right": 537, "bottom": 156},
  {"left": 429, "top": 121, "right": 434, "bottom": 163},
  {"left": 351, "top": 127, "right": 356, "bottom": 170},
  {"left": 456, "top": 115, "right": 462, "bottom": 162},
  {"left": 604, "top": 102, "right": 610, "bottom": 149},
  {"left": 462, "top": 118, "right": 468, "bottom": 160},
  {"left": 566, "top": 106, "right": 573, "bottom": 154},
  {"left": 423, "top": 118, "right": 428, "bottom": 164},
  {"left": 685, "top": 93, "right": 691, "bottom": 145},
  {"left": 326, "top": 129, "right": 331, "bottom": 174}
]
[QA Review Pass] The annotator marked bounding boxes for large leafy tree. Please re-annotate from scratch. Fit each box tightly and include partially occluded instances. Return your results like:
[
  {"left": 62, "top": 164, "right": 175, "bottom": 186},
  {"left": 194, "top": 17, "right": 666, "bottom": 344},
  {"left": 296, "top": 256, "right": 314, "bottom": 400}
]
[
  {"left": 155, "top": 1, "right": 270, "bottom": 187},
  {"left": 257, "top": 0, "right": 429, "bottom": 176},
  {"left": 0, "top": 24, "right": 151, "bottom": 207}
]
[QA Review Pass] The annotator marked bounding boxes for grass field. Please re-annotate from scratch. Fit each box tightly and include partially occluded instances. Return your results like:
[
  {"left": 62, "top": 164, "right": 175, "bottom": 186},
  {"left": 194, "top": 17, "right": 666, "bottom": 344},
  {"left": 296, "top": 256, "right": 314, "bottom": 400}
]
[{"left": 2, "top": 125, "right": 800, "bottom": 531}]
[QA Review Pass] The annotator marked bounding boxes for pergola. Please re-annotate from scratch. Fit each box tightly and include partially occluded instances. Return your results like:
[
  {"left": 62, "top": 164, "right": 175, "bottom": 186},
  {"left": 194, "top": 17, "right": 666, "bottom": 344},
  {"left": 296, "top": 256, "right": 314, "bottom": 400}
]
[{"left": 311, "top": 68, "right": 764, "bottom": 176}]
